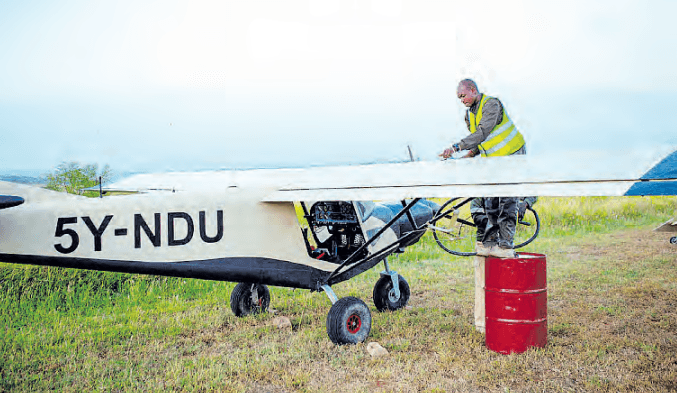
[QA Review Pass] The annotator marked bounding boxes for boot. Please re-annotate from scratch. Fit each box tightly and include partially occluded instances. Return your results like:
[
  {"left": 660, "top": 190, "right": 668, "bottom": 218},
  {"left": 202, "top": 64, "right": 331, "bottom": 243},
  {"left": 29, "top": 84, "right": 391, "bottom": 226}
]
[{"left": 488, "top": 245, "right": 515, "bottom": 258}]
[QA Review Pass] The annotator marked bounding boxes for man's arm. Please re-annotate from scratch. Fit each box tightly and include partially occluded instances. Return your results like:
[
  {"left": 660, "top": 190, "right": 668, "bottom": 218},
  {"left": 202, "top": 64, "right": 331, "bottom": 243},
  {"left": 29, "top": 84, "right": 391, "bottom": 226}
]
[
  {"left": 459, "top": 98, "right": 503, "bottom": 151},
  {"left": 463, "top": 147, "right": 480, "bottom": 158}
]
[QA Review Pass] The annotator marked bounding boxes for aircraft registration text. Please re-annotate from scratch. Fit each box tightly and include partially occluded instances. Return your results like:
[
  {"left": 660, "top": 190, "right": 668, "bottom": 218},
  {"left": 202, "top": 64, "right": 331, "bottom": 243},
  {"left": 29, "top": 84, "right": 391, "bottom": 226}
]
[{"left": 54, "top": 211, "right": 224, "bottom": 254}]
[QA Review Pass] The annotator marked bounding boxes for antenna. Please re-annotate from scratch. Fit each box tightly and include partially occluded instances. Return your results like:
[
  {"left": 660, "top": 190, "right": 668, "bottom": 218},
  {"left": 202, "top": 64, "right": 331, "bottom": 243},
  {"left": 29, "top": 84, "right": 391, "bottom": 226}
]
[{"left": 407, "top": 145, "right": 415, "bottom": 162}]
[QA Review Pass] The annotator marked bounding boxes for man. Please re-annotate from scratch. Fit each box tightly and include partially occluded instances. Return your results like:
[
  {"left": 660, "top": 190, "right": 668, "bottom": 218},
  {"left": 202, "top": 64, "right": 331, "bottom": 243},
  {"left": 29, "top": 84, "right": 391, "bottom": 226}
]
[
  {"left": 439, "top": 79, "right": 526, "bottom": 258},
  {"left": 439, "top": 79, "right": 530, "bottom": 334}
]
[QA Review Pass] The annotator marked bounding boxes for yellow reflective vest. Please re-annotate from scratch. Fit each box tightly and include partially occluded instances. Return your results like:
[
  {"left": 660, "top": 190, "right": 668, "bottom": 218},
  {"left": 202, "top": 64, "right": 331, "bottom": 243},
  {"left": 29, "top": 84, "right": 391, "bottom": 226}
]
[{"left": 468, "top": 95, "right": 525, "bottom": 157}]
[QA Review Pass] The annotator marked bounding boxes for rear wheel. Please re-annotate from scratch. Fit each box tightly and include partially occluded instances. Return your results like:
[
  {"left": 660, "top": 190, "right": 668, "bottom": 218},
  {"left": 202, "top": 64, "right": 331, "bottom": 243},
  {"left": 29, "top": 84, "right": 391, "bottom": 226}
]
[
  {"left": 230, "top": 283, "right": 270, "bottom": 317},
  {"left": 670, "top": 236, "right": 677, "bottom": 245},
  {"left": 373, "top": 274, "right": 410, "bottom": 312},
  {"left": 326, "top": 297, "right": 372, "bottom": 345}
]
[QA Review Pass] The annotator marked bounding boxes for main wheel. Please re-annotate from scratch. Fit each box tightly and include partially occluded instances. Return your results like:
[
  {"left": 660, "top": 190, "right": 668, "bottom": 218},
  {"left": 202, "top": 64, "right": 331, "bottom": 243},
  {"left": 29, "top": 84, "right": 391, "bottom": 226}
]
[
  {"left": 373, "top": 274, "right": 410, "bottom": 312},
  {"left": 431, "top": 197, "right": 477, "bottom": 256},
  {"left": 326, "top": 297, "right": 372, "bottom": 345},
  {"left": 514, "top": 205, "right": 541, "bottom": 249},
  {"left": 230, "top": 283, "right": 270, "bottom": 317}
]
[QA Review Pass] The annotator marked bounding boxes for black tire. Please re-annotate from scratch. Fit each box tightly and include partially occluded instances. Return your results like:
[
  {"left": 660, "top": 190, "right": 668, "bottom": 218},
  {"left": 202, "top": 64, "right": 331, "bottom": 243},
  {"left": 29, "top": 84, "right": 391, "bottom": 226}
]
[
  {"left": 326, "top": 297, "right": 372, "bottom": 345},
  {"left": 373, "top": 274, "right": 410, "bottom": 312},
  {"left": 431, "top": 197, "right": 477, "bottom": 256},
  {"left": 670, "top": 236, "right": 677, "bottom": 245},
  {"left": 514, "top": 205, "right": 541, "bottom": 249},
  {"left": 230, "top": 283, "right": 270, "bottom": 317}
]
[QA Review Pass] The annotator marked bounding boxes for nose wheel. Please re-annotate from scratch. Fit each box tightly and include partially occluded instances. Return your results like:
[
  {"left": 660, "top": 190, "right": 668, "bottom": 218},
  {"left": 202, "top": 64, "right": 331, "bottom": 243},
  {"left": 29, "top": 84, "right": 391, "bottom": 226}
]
[
  {"left": 373, "top": 258, "right": 410, "bottom": 312},
  {"left": 373, "top": 273, "right": 410, "bottom": 311}
]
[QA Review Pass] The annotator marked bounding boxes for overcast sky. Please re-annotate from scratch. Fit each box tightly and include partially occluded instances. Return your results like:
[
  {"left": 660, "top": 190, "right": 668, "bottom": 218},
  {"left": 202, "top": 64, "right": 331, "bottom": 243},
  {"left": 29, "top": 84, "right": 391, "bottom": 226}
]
[{"left": 1, "top": 0, "right": 676, "bottom": 176}]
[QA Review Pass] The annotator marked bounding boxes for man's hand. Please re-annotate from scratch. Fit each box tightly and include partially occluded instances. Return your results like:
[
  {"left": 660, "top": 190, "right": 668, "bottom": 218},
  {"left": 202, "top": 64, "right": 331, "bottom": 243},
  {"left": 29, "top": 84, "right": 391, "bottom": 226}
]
[
  {"left": 438, "top": 148, "right": 453, "bottom": 159},
  {"left": 438, "top": 143, "right": 461, "bottom": 159}
]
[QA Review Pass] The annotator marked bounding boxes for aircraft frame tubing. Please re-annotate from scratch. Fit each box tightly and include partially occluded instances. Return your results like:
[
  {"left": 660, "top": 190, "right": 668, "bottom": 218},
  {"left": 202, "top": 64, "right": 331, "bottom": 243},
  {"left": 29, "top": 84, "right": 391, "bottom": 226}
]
[
  {"left": 324, "top": 198, "right": 422, "bottom": 284},
  {"left": 324, "top": 229, "right": 426, "bottom": 286},
  {"left": 401, "top": 199, "right": 420, "bottom": 232},
  {"left": 431, "top": 197, "right": 474, "bottom": 224}
]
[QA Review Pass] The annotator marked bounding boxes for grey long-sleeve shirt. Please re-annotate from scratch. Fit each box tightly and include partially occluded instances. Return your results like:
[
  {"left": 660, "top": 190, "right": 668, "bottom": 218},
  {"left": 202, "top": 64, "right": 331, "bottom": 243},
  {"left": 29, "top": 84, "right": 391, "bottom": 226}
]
[{"left": 459, "top": 94, "right": 504, "bottom": 152}]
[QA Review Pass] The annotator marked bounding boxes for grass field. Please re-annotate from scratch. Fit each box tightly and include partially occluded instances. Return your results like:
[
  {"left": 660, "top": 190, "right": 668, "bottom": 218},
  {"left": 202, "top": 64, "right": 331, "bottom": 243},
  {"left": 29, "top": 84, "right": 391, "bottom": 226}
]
[{"left": 1, "top": 197, "right": 676, "bottom": 392}]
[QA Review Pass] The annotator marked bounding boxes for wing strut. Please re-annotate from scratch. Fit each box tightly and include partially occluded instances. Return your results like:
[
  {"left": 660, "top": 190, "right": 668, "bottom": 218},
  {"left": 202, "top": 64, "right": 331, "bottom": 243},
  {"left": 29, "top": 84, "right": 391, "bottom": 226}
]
[{"left": 402, "top": 199, "right": 420, "bottom": 231}]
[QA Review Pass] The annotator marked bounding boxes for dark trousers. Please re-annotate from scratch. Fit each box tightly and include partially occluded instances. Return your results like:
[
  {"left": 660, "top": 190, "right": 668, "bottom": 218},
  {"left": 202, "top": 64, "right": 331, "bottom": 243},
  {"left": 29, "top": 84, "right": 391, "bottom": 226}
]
[
  {"left": 470, "top": 144, "right": 532, "bottom": 249},
  {"left": 471, "top": 197, "right": 518, "bottom": 248},
  {"left": 484, "top": 197, "right": 518, "bottom": 248}
]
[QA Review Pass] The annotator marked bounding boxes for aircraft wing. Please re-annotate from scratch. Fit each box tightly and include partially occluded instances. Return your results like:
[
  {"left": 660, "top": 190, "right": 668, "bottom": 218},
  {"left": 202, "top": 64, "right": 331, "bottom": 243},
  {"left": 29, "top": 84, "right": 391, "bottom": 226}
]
[
  {"left": 99, "top": 146, "right": 677, "bottom": 202},
  {"left": 262, "top": 146, "right": 677, "bottom": 201},
  {"left": 103, "top": 168, "right": 308, "bottom": 193}
]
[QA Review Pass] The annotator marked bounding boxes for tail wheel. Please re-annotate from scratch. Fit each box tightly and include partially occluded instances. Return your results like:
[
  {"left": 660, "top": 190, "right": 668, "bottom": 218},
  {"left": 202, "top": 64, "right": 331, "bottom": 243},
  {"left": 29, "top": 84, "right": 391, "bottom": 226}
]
[
  {"left": 373, "top": 274, "right": 410, "bottom": 312},
  {"left": 230, "top": 283, "right": 270, "bottom": 317},
  {"left": 326, "top": 297, "right": 372, "bottom": 345}
]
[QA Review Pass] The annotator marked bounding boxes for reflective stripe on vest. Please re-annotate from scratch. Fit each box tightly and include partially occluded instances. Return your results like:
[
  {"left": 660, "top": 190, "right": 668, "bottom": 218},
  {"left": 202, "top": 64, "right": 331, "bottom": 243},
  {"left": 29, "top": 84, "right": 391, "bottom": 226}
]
[{"left": 468, "top": 95, "right": 525, "bottom": 157}]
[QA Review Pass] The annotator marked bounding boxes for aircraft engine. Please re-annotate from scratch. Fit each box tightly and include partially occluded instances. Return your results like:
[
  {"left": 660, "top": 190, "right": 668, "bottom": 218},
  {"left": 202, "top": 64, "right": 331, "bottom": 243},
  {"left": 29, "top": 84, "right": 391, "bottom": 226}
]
[
  {"left": 306, "top": 200, "right": 439, "bottom": 263},
  {"left": 308, "top": 201, "right": 367, "bottom": 263}
]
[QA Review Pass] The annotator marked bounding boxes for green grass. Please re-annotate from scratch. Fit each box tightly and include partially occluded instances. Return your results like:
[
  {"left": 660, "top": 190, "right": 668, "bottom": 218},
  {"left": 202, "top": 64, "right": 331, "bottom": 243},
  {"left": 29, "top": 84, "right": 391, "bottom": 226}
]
[{"left": 1, "top": 196, "right": 676, "bottom": 392}]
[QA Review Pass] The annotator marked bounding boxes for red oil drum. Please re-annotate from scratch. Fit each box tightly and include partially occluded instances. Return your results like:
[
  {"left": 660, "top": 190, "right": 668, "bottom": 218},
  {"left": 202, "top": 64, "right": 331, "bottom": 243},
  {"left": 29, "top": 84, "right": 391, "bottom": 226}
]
[{"left": 485, "top": 252, "right": 547, "bottom": 354}]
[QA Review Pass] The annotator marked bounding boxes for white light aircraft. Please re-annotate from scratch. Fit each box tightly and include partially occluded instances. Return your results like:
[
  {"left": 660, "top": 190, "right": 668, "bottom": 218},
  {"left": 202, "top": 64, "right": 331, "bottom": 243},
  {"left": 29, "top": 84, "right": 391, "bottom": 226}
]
[{"left": 0, "top": 147, "right": 675, "bottom": 344}]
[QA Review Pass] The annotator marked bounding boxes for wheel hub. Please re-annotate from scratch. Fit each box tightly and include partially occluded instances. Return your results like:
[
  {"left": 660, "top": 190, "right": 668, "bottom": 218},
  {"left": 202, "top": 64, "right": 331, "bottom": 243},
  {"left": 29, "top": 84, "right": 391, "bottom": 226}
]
[
  {"left": 346, "top": 313, "right": 362, "bottom": 334},
  {"left": 388, "top": 288, "right": 400, "bottom": 302}
]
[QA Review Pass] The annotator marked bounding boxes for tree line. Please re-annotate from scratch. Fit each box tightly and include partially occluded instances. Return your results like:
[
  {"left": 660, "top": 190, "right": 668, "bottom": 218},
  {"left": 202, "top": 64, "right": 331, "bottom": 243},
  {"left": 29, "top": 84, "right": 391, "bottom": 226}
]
[{"left": 43, "top": 162, "right": 113, "bottom": 197}]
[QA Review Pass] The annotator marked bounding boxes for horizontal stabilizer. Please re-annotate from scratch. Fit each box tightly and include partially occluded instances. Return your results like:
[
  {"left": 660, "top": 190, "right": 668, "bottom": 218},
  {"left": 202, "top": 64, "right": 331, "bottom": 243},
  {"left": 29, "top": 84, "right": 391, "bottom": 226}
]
[
  {"left": 0, "top": 181, "right": 84, "bottom": 203},
  {"left": 0, "top": 195, "right": 24, "bottom": 210}
]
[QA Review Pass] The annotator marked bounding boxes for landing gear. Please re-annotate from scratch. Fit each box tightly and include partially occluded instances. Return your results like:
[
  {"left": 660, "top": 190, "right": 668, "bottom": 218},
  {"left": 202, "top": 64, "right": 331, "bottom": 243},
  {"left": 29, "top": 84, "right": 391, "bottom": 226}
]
[
  {"left": 670, "top": 236, "right": 677, "bottom": 245},
  {"left": 323, "top": 263, "right": 410, "bottom": 345},
  {"left": 326, "top": 296, "right": 372, "bottom": 345},
  {"left": 230, "top": 283, "right": 270, "bottom": 317},
  {"left": 229, "top": 260, "right": 409, "bottom": 344},
  {"left": 321, "top": 284, "right": 372, "bottom": 345},
  {"left": 373, "top": 259, "right": 410, "bottom": 311},
  {"left": 373, "top": 274, "right": 410, "bottom": 311}
]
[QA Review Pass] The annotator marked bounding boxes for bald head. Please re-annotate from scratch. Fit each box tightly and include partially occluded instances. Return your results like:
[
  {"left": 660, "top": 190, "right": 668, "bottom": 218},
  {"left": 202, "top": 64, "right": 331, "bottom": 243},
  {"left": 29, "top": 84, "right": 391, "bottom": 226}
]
[
  {"left": 458, "top": 79, "right": 478, "bottom": 92},
  {"left": 457, "top": 79, "right": 481, "bottom": 108}
]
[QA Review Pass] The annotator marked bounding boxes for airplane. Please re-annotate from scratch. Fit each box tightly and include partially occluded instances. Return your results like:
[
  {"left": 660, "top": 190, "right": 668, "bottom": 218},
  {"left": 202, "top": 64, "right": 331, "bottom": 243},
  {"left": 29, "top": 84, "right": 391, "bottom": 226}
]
[
  {"left": 655, "top": 216, "right": 677, "bottom": 244},
  {"left": 0, "top": 146, "right": 675, "bottom": 345}
]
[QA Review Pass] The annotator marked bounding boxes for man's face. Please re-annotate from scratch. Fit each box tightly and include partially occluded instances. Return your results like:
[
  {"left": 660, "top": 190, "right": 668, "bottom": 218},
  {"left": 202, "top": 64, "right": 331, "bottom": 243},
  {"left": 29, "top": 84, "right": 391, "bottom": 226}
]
[{"left": 457, "top": 85, "right": 477, "bottom": 107}]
